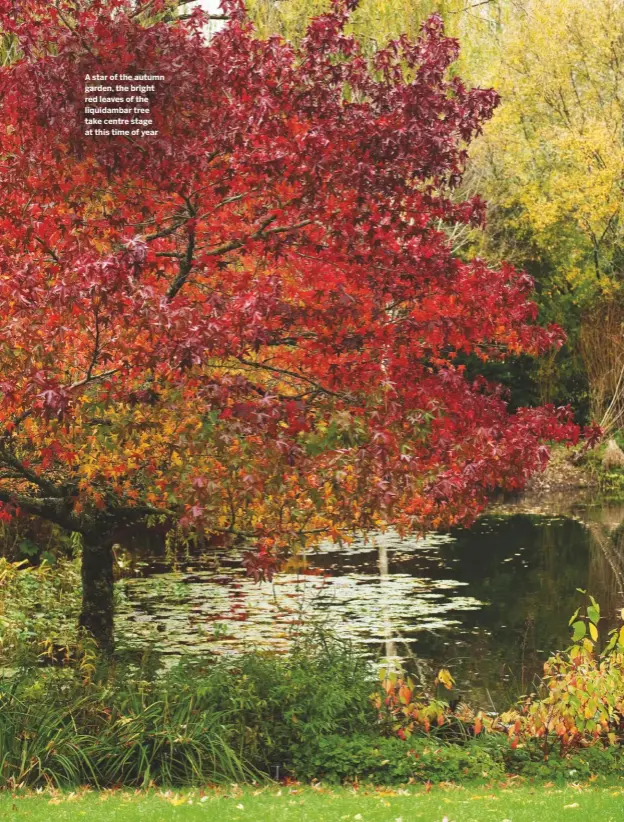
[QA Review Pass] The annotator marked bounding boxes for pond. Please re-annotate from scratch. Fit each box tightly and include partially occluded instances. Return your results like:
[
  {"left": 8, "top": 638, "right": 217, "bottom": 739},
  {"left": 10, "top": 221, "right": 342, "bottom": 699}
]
[{"left": 115, "top": 493, "right": 624, "bottom": 709}]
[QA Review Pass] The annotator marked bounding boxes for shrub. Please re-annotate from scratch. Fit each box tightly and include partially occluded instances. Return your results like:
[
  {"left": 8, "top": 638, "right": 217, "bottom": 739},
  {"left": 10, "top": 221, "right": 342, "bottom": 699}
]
[
  {"left": 373, "top": 666, "right": 468, "bottom": 739},
  {"left": 170, "top": 630, "right": 379, "bottom": 773},
  {"left": 501, "top": 596, "right": 624, "bottom": 753},
  {"left": 0, "top": 666, "right": 252, "bottom": 788},
  {"left": 5, "top": 580, "right": 624, "bottom": 789},
  {"left": 0, "top": 556, "right": 82, "bottom": 669},
  {"left": 472, "top": 732, "right": 624, "bottom": 781},
  {"left": 291, "top": 733, "right": 504, "bottom": 784}
]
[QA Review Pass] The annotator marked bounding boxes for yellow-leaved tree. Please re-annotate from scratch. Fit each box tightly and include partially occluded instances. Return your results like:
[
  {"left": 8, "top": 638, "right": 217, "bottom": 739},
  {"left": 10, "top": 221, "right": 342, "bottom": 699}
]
[{"left": 472, "top": 0, "right": 624, "bottom": 423}]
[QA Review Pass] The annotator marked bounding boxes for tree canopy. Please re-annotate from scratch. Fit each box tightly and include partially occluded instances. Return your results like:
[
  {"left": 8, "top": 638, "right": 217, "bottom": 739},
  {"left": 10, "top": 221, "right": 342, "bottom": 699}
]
[{"left": 0, "top": 0, "right": 582, "bottom": 647}]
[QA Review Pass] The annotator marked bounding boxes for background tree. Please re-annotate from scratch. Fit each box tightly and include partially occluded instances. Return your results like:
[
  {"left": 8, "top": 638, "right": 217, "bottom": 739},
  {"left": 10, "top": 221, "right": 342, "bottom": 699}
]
[
  {"left": 0, "top": 0, "right": 581, "bottom": 650},
  {"left": 470, "top": 0, "right": 624, "bottom": 426}
]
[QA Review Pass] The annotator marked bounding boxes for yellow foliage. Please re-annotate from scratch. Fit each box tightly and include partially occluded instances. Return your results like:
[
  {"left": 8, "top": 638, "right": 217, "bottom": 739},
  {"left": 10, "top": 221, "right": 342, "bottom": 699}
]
[{"left": 473, "top": 0, "right": 624, "bottom": 299}]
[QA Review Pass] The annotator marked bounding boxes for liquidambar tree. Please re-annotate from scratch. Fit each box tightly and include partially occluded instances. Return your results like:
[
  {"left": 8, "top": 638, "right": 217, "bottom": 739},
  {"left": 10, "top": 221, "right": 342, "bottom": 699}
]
[{"left": 0, "top": 0, "right": 584, "bottom": 650}]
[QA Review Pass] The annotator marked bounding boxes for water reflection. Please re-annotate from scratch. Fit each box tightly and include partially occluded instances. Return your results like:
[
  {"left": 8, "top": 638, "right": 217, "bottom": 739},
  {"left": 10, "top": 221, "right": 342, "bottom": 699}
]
[{"left": 115, "top": 501, "right": 624, "bottom": 708}]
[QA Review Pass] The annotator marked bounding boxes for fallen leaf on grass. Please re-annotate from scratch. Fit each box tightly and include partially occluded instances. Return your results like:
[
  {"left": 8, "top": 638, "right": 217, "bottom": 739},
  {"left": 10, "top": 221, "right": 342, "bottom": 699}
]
[{"left": 564, "top": 803, "right": 580, "bottom": 809}]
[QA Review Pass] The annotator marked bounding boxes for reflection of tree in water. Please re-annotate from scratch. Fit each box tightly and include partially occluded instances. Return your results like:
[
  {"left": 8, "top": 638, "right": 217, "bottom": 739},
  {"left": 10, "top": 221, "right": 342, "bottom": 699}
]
[
  {"left": 116, "top": 501, "right": 624, "bottom": 710},
  {"left": 411, "top": 515, "right": 596, "bottom": 709},
  {"left": 376, "top": 542, "right": 436, "bottom": 690},
  {"left": 587, "top": 506, "right": 624, "bottom": 620},
  {"left": 377, "top": 543, "right": 397, "bottom": 665},
  {"left": 416, "top": 507, "right": 624, "bottom": 710}
]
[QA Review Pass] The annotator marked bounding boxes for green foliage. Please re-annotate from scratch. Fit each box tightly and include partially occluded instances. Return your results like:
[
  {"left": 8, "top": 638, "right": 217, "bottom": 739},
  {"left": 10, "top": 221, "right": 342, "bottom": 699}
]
[
  {"left": 475, "top": 732, "right": 624, "bottom": 781},
  {"left": 0, "top": 558, "right": 82, "bottom": 669},
  {"left": 0, "top": 667, "right": 250, "bottom": 789},
  {"left": 570, "top": 436, "right": 624, "bottom": 498},
  {"left": 501, "top": 594, "right": 624, "bottom": 753},
  {"left": 0, "top": 632, "right": 377, "bottom": 789},
  {"left": 0, "top": 517, "right": 74, "bottom": 564},
  {"left": 293, "top": 731, "right": 624, "bottom": 784},
  {"left": 291, "top": 734, "right": 504, "bottom": 784},
  {"left": 598, "top": 470, "right": 624, "bottom": 499},
  {"left": 173, "top": 631, "right": 378, "bottom": 773},
  {"left": 6, "top": 556, "right": 624, "bottom": 789},
  {"left": 4, "top": 619, "right": 624, "bottom": 788}
]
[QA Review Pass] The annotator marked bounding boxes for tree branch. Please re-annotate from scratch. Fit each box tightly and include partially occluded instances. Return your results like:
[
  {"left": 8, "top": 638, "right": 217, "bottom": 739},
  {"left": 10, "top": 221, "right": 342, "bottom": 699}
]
[
  {"left": 166, "top": 218, "right": 313, "bottom": 299},
  {"left": 0, "top": 448, "right": 62, "bottom": 498},
  {"left": 0, "top": 488, "right": 81, "bottom": 531},
  {"left": 237, "top": 357, "right": 346, "bottom": 400},
  {"left": 86, "top": 306, "right": 101, "bottom": 382}
]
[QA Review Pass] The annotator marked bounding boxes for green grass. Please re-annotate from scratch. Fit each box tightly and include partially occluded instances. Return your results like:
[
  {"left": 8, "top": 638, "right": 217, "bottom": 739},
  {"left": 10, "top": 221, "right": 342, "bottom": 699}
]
[{"left": 2, "top": 784, "right": 624, "bottom": 821}]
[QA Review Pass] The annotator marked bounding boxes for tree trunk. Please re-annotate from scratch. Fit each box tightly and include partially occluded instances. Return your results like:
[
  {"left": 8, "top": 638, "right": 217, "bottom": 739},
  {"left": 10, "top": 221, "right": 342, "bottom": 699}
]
[{"left": 79, "top": 534, "right": 115, "bottom": 653}]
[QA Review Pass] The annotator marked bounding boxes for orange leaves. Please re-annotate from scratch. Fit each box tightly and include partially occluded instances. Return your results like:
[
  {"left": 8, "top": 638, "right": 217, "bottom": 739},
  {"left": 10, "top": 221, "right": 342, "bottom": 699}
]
[
  {"left": 0, "top": 0, "right": 583, "bottom": 578},
  {"left": 377, "top": 669, "right": 456, "bottom": 739},
  {"left": 504, "top": 598, "right": 624, "bottom": 754},
  {"left": 398, "top": 684, "right": 413, "bottom": 705}
]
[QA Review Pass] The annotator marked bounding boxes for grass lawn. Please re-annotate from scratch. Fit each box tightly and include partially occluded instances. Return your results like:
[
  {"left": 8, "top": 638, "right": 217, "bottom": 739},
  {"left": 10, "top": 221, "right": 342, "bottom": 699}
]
[{"left": 2, "top": 783, "right": 624, "bottom": 821}]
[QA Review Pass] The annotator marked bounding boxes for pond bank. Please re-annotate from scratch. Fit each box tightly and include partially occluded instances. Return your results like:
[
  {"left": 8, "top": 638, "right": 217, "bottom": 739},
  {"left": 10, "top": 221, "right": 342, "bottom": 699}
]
[{"left": 524, "top": 444, "right": 598, "bottom": 493}]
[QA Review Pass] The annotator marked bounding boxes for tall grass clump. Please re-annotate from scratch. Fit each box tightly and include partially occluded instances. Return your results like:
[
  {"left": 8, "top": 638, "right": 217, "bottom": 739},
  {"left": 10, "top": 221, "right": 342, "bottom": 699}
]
[
  {"left": 0, "top": 666, "right": 252, "bottom": 788},
  {"left": 0, "top": 630, "right": 378, "bottom": 789}
]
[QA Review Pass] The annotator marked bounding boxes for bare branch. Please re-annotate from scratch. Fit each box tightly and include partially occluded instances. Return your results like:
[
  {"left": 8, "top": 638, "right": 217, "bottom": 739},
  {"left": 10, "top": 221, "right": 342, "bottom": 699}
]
[
  {"left": 448, "top": 0, "right": 496, "bottom": 13},
  {"left": 237, "top": 357, "right": 346, "bottom": 400}
]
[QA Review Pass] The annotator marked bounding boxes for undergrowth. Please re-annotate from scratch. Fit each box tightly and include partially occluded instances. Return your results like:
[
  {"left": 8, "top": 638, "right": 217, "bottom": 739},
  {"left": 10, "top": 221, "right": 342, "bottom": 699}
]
[{"left": 4, "top": 556, "right": 624, "bottom": 789}]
